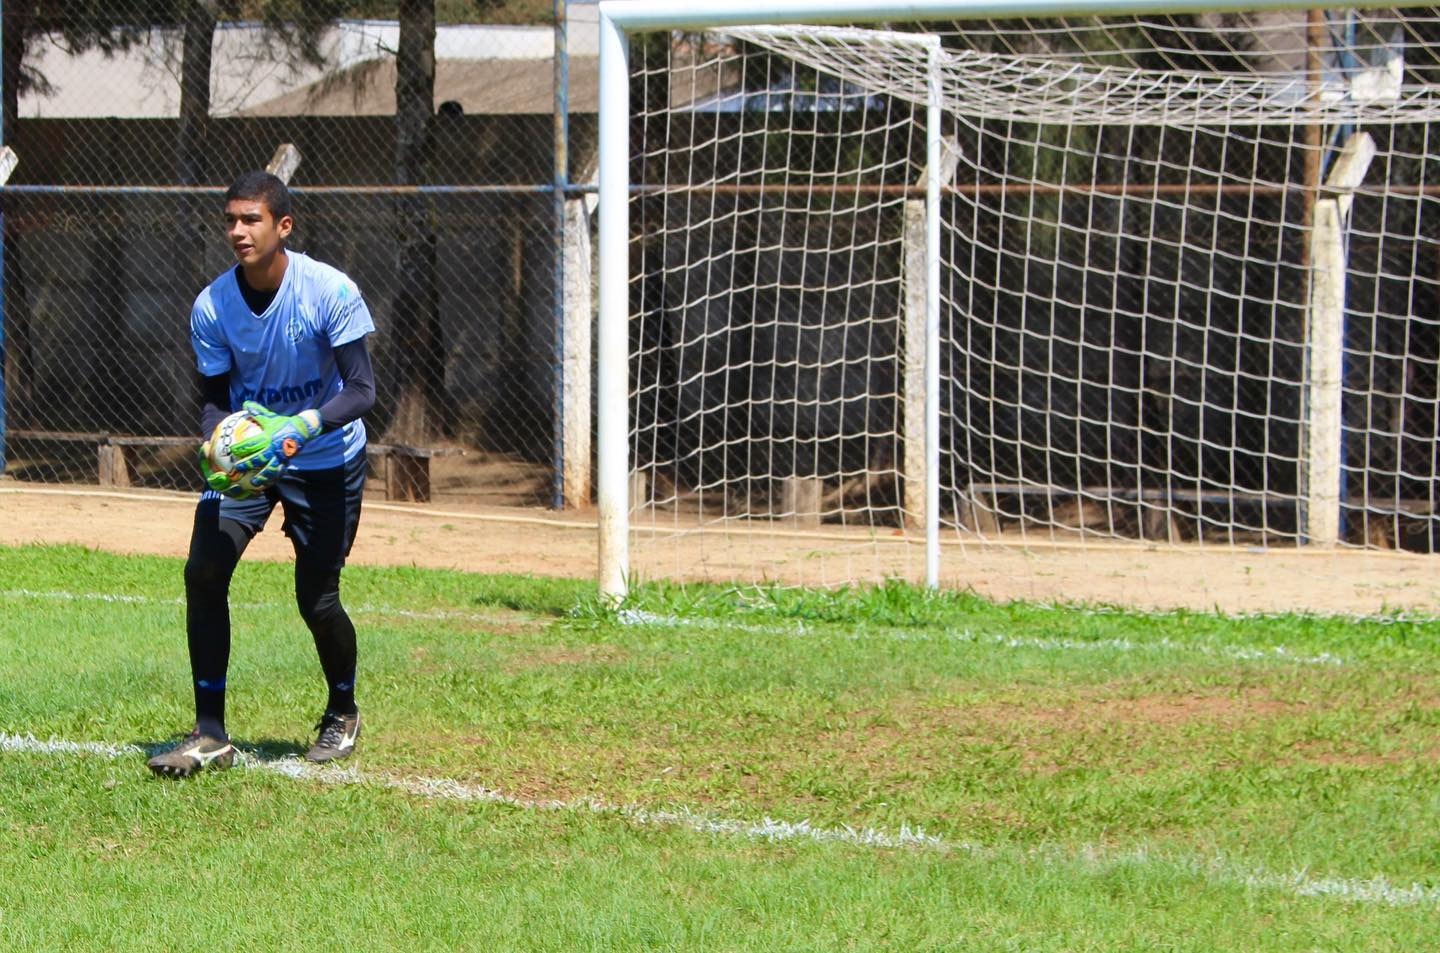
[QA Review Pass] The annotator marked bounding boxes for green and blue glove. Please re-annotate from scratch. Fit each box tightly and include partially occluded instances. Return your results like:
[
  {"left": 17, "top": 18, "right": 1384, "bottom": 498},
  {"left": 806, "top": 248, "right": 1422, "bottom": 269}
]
[
  {"left": 198, "top": 442, "right": 257, "bottom": 500},
  {"left": 229, "top": 401, "right": 323, "bottom": 480}
]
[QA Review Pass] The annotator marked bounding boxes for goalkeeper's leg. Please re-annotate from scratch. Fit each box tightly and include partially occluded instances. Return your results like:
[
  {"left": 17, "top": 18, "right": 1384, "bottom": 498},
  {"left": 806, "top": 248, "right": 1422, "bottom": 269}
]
[
  {"left": 295, "top": 567, "right": 361, "bottom": 763},
  {"left": 295, "top": 564, "right": 357, "bottom": 718},
  {"left": 182, "top": 492, "right": 265, "bottom": 740},
  {"left": 277, "top": 453, "right": 366, "bottom": 761}
]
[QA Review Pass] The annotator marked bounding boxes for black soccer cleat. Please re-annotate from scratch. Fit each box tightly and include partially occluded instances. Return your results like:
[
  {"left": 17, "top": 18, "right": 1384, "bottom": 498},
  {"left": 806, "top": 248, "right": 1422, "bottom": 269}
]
[
  {"left": 147, "top": 730, "right": 236, "bottom": 778},
  {"left": 306, "top": 710, "right": 361, "bottom": 764}
]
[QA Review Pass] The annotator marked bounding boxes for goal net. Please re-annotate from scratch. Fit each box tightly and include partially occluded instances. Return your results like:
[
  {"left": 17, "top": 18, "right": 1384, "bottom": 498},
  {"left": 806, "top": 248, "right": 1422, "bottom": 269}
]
[{"left": 615, "top": 9, "right": 1440, "bottom": 591}]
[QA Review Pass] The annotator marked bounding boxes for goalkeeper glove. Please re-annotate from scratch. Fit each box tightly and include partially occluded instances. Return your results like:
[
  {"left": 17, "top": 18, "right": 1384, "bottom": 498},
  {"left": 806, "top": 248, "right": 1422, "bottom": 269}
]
[
  {"left": 198, "top": 441, "right": 257, "bottom": 500},
  {"left": 228, "top": 445, "right": 289, "bottom": 495},
  {"left": 229, "top": 401, "right": 323, "bottom": 476}
]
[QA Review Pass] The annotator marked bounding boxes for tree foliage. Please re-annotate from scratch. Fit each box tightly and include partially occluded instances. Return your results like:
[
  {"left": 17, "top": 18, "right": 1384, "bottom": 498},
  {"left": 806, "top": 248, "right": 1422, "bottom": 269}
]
[{"left": 8, "top": 1, "right": 349, "bottom": 98}]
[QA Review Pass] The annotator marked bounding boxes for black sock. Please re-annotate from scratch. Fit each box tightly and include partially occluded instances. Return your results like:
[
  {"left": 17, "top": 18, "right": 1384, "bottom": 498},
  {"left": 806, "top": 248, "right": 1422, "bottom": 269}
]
[
  {"left": 194, "top": 680, "right": 227, "bottom": 740},
  {"left": 326, "top": 676, "right": 357, "bottom": 717}
]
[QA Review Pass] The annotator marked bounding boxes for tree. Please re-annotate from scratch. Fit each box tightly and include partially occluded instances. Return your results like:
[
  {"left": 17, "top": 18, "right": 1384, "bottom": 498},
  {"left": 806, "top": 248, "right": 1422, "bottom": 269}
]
[
  {"left": 385, "top": 0, "right": 446, "bottom": 443},
  {"left": 176, "top": 1, "right": 217, "bottom": 187}
]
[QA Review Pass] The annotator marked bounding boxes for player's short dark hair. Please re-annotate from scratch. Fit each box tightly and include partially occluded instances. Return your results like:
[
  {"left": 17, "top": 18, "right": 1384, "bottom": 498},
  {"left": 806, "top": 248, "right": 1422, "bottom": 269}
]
[{"left": 225, "top": 170, "right": 292, "bottom": 220}]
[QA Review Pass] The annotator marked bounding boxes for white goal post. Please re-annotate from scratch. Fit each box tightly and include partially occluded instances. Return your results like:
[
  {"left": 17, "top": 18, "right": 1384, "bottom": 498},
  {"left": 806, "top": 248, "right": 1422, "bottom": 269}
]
[{"left": 595, "top": 0, "right": 1440, "bottom": 600}]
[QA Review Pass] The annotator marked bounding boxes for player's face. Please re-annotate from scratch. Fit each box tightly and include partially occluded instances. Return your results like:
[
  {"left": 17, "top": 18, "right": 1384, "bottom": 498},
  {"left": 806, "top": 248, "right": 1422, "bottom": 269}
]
[{"left": 224, "top": 198, "right": 292, "bottom": 270}]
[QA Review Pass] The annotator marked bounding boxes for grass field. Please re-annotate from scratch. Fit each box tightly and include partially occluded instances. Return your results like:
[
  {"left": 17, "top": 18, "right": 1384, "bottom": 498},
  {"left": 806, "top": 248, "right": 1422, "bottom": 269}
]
[{"left": 0, "top": 543, "right": 1437, "bottom": 950}]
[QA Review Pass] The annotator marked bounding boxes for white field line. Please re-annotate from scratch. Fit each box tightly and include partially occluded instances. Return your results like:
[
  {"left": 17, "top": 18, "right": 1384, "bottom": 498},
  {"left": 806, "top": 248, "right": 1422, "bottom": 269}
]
[
  {"left": 2, "top": 587, "right": 1354, "bottom": 666},
  {"left": 0, "top": 731, "right": 941, "bottom": 852},
  {"left": 2, "top": 729, "right": 1436, "bottom": 909},
  {"left": 617, "top": 609, "right": 1352, "bottom": 667},
  {"left": 964, "top": 631, "right": 1347, "bottom": 667},
  {"left": 275, "top": 762, "right": 948, "bottom": 850}
]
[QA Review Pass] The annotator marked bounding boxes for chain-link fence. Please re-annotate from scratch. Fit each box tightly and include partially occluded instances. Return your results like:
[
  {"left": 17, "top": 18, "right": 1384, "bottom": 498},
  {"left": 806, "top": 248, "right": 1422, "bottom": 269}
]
[{"left": 0, "top": 4, "right": 600, "bottom": 508}]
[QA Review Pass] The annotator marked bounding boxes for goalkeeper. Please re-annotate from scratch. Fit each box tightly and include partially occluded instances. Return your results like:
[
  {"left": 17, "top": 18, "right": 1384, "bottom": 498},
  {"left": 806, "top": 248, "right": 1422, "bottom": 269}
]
[{"left": 149, "top": 171, "right": 376, "bottom": 778}]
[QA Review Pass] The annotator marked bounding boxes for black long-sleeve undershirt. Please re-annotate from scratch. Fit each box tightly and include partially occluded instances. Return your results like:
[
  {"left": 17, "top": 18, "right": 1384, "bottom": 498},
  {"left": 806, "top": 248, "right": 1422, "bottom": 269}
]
[{"left": 198, "top": 337, "right": 376, "bottom": 438}]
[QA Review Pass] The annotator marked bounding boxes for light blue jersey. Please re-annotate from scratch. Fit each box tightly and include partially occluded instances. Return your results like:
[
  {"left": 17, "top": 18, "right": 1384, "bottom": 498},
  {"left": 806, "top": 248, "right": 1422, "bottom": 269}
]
[{"left": 190, "top": 251, "right": 375, "bottom": 470}]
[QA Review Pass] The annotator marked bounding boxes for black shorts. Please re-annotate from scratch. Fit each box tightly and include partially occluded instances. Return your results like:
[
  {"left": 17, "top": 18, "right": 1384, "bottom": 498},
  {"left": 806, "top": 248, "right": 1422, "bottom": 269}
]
[{"left": 196, "top": 451, "right": 366, "bottom": 572}]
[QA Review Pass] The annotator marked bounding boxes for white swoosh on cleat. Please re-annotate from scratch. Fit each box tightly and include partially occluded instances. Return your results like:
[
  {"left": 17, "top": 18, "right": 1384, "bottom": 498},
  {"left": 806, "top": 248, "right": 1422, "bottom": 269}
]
[{"left": 186, "top": 742, "right": 233, "bottom": 767}]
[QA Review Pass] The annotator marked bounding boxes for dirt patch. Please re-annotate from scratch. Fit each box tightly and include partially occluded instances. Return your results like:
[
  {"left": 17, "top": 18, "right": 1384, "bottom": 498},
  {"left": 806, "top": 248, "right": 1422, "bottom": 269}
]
[
  {"left": 1003, "top": 691, "right": 1303, "bottom": 730},
  {"left": 1285, "top": 740, "right": 1414, "bottom": 769},
  {"left": 814, "top": 689, "right": 1309, "bottom": 778},
  {"left": 4, "top": 482, "right": 1440, "bottom": 617},
  {"left": 386, "top": 612, "right": 541, "bottom": 640},
  {"left": 833, "top": 688, "right": 1300, "bottom": 744},
  {"left": 501, "top": 643, "right": 630, "bottom": 672}
]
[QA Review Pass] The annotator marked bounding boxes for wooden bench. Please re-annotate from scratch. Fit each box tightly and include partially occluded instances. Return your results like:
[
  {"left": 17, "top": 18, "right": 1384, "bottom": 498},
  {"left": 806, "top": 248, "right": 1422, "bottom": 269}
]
[
  {"left": 5, "top": 429, "right": 189, "bottom": 488},
  {"left": 365, "top": 443, "right": 464, "bottom": 503},
  {"left": 104, "top": 435, "right": 201, "bottom": 486},
  {"left": 9, "top": 429, "right": 462, "bottom": 503}
]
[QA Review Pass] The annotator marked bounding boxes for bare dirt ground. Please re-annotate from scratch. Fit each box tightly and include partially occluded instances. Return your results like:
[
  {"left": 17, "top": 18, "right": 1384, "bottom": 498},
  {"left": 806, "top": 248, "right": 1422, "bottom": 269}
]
[{"left": 3, "top": 478, "right": 1438, "bottom": 617}]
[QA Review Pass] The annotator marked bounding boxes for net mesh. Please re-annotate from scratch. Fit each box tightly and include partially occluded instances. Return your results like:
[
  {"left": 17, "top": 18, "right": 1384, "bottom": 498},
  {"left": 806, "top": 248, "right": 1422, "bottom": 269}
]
[{"left": 626, "top": 11, "right": 1440, "bottom": 586}]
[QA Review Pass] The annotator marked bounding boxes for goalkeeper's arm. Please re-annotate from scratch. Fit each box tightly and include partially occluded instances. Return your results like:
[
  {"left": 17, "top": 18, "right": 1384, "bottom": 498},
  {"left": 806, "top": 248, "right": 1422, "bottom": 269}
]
[
  {"left": 199, "top": 371, "right": 231, "bottom": 437},
  {"left": 313, "top": 337, "right": 376, "bottom": 433},
  {"left": 196, "top": 338, "right": 374, "bottom": 440},
  {"left": 229, "top": 338, "right": 377, "bottom": 475}
]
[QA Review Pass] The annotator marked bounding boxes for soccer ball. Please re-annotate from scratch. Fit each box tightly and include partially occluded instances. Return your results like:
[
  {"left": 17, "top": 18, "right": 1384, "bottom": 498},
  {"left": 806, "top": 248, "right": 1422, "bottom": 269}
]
[{"left": 207, "top": 410, "right": 263, "bottom": 475}]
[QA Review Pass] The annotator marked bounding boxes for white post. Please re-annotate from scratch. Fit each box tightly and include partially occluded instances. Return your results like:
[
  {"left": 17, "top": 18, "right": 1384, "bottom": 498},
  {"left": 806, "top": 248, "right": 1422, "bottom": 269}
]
[
  {"left": 266, "top": 143, "right": 302, "bottom": 184},
  {"left": 1305, "top": 201, "right": 1344, "bottom": 548},
  {"left": 781, "top": 475, "right": 824, "bottom": 526},
  {"left": 902, "top": 200, "right": 928, "bottom": 533},
  {"left": 922, "top": 39, "right": 943, "bottom": 590},
  {"left": 902, "top": 130, "right": 956, "bottom": 542},
  {"left": 596, "top": 10, "right": 631, "bottom": 601},
  {"left": 562, "top": 182, "right": 596, "bottom": 509},
  {"left": 599, "top": 0, "right": 1340, "bottom": 33},
  {"left": 1303, "top": 132, "right": 1374, "bottom": 548},
  {"left": 0, "top": 147, "right": 18, "bottom": 185}
]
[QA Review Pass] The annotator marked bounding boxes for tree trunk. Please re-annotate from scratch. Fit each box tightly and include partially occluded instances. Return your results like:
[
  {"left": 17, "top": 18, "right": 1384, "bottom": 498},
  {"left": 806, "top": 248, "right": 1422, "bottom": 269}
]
[
  {"left": 386, "top": 0, "right": 445, "bottom": 444},
  {"left": 2, "top": 2, "right": 35, "bottom": 429},
  {"left": 177, "top": 1, "right": 216, "bottom": 283},
  {"left": 171, "top": 2, "right": 219, "bottom": 437},
  {"left": 177, "top": 1, "right": 215, "bottom": 188}
]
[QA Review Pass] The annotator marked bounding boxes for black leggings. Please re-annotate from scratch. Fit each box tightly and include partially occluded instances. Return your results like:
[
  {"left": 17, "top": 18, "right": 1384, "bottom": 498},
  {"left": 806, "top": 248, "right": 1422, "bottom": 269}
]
[
  {"left": 183, "top": 459, "right": 363, "bottom": 732},
  {"left": 184, "top": 515, "right": 357, "bottom": 703}
]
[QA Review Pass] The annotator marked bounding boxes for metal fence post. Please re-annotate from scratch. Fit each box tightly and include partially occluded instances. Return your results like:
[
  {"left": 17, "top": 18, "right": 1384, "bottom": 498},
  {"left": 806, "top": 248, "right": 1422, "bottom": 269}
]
[
  {"left": 552, "top": 0, "right": 570, "bottom": 509},
  {"left": 0, "top": 0, "right": 6, "bottom": 477}
]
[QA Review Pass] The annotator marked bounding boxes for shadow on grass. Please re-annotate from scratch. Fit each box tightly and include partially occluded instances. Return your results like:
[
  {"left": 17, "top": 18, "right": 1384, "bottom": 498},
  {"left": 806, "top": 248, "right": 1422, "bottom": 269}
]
[
  {"left": 236, "top": 738, "right": 309, "bottom": 761},
  {"left": 132, "top": 735, "right": 308, "bottom": 761}
]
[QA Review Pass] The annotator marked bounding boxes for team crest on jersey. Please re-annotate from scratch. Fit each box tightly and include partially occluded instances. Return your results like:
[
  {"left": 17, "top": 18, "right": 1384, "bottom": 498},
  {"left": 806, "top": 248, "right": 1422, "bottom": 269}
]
[{"left": 286, "top": 318, "right": 306, "bottom": 342}]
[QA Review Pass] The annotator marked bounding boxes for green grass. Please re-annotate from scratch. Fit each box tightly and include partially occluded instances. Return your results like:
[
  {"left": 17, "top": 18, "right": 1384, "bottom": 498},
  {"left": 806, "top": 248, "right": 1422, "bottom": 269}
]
[{"left": 0, "top": 543, "right": 1437, "bottom": 950}]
